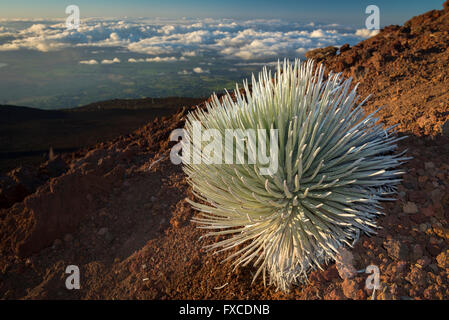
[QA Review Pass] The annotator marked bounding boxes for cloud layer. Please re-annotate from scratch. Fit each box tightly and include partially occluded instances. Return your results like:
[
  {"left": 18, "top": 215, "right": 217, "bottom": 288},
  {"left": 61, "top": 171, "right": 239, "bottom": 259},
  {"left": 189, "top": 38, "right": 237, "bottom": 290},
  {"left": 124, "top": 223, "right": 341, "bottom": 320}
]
[{"left": 0, "top": 18, "right": 376, "bottom": 61}]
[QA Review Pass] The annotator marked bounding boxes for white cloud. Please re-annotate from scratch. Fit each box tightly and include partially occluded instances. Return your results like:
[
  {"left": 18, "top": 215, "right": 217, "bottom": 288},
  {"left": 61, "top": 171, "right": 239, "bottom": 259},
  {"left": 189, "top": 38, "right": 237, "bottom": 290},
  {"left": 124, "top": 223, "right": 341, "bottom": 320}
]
[
  {"left": 193, "top": 67, "right": 209, "bottom": 74},
  {"left": 109, "top": 32, "right": 120, "bottom": 41},
  {"left": 101, "top": 57, "right": 121, "bottom": 64},
  {"left": 178, "top": 69, "right": 192, "bottom": 75},
  {"left": 79, "top": 59, "right": 98, "bottom": 65},
  {"left": 0, "top": 39, "right": 68, "bottom": 52},
  {"left": 0, "top": 18, "right": 365, "bottom": 60},
  {"left": 127, "top": 39, "right": 174, "bottom": 55},
  {"left": 22, "top": 24, "right": 47, "bottom": 35},
  {"left": 160, "top": 25, "right": 176, "bottom": 34},
  {"left": 310, "top": 29, "right": 325, "bottom": 38},
  {"left": 182, "top": 50, "right": 196, "bottom": 57},
  {"left": 128, "top": 56, "right": 177, "bottom": 62},
  {"left": 215, "top": 28, "right": 318, "bottom": 60},
  {"left": 355, "top": 28, "right": 380, "bottom": 38},
  {"left": 146, "top": 56, "right": 177, "bottom": 62},
  {"left": 0, "top": 23, "right": 72, "bottom": 52}
]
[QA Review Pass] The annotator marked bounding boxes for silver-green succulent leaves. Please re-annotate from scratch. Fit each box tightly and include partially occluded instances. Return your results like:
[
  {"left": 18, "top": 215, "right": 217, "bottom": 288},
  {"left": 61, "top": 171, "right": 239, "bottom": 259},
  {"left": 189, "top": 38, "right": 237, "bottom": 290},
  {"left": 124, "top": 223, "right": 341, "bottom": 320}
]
[{"left": 181, "top": 59, "right": 407, "bottom": 292}]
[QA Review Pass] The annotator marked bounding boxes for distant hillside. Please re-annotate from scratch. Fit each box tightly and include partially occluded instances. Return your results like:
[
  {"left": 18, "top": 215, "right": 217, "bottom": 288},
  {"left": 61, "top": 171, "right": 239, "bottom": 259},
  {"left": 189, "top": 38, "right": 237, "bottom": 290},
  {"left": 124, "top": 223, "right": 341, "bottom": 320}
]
[
  {"left": 0, "top": 97, "right": 204, "bottom": 173},
  {"left": 0, "top": 105, "right": 66, "bottom": 123}
]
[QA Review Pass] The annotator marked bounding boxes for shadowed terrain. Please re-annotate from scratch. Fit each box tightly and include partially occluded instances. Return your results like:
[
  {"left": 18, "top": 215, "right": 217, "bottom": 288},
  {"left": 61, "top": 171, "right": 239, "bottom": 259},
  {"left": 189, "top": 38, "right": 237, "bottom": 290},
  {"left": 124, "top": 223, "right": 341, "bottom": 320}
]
[{"left": 0, "top": 97, "right": 204, "bottom": 173}]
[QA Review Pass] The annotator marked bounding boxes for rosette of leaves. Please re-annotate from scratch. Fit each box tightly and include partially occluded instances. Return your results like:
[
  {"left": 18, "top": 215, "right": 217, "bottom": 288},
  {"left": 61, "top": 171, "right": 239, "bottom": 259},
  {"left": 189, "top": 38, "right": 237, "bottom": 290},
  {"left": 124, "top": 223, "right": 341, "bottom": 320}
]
[{"left": 181, "top": 59, "right": 407, "bottom": 292}]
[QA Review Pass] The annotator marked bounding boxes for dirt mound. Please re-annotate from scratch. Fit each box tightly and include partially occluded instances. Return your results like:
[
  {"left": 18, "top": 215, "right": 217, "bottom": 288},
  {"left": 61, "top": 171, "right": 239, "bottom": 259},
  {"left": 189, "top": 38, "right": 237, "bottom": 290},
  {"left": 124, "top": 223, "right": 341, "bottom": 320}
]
[
  {"left": 0, "top": 157, "right": 68, "bottom": 209},
  {"left": 1, "top": 2, "right": 449, "bottom": 300}
]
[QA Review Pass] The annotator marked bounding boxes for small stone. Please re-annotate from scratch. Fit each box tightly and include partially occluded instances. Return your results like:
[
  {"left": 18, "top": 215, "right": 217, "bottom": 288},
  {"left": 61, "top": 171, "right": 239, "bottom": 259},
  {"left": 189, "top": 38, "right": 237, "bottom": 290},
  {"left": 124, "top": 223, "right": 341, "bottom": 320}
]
[
  {"left": 98, "top": 227, "right": 109, "bottom": 236},
  {"left": 428, "top": 264, "right": 439, "bottom": 273},
  {"left": 431, "top": 189, "right": 442, "bottom": 206},
  {"left": 335, "top": 247, "right": 357, "bottom": 280},
  {"left": 422, "top": 206, "right": 434, "bottom": 217},
  {"left": 341, "top": 278, "right": 358, "bottom": 299},
  {"left": 416, "top": 256, "right": 430, "bottom": 268},
  {"left": 429, "top": 236, "right": 441, "bottom": 245},
  {"left": 64, "top": 234, "right": 73, "bottom": 243},
  {"left": 418, "top": 175, "right": 428, "bottom": 184},
  {"left": 424, "top": 162, "right": 435, "bottom": 170},
  {"left": 419, "top": 223, "right": 428, "bottom": 233},
  {"left": 403, "top": 202, "right": 418, "bottom": 214},
  {"left": 104, "top": 231, "right": 114, "bottom": 243},
  {"left": 436, "top": 250, "right": 449, "bottom": 269},
  {"left": 383, "top": 239, "right": 409, "bottom": 261},
  {"left": 426, "top": 243, "right": 441, "bottom": 257},
  {"left": 339, "top": 43, "right": 350, "bottom": 53},
  {"left": 411, "top": 244, "right": 423, "bottom": 260},
  {"left": 52, "top": 239, "right": 62, "bottom": 249},
  {"left": 405, "top": 265, "right": 427, "bottom": 287}
]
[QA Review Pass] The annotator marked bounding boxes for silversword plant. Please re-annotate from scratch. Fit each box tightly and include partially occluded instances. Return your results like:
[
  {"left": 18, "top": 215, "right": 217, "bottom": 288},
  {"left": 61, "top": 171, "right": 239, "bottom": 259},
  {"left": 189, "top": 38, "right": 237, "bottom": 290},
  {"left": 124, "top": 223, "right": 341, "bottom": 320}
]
[{"left": 182, "top": 59, "right": 407, "bottom": 292}]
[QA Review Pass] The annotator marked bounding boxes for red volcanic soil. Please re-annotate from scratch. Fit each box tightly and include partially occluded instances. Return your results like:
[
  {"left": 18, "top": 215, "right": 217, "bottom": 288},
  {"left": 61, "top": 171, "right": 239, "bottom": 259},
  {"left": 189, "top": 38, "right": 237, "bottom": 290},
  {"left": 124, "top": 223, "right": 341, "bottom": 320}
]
[{"left": 1, "top": 2, "right": 449, "bottom": 300}]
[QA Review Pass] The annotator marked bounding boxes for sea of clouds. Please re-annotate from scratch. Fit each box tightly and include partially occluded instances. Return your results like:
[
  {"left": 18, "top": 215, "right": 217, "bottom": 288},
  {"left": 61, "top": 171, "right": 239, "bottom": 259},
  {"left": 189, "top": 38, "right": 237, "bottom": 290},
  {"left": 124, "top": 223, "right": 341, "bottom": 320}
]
[{"left": 0, "top": 17, "right": 378, "bottom": 63}]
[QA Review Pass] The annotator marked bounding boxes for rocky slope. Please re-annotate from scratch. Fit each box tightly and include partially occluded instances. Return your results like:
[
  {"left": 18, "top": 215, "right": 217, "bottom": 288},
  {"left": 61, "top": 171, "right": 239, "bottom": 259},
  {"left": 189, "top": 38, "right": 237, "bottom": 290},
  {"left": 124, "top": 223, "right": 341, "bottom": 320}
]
[{"left": 1, "top": 2, "right": 449, "bottom": 300}]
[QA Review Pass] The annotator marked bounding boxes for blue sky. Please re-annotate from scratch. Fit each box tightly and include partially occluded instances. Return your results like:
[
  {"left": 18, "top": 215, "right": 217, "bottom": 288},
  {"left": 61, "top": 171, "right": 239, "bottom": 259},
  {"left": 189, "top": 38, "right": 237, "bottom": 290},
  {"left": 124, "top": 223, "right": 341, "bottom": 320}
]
[{"left": 1, "top": 0, "right": 444, "bottom": 26}]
